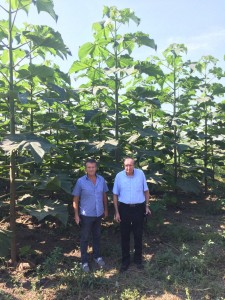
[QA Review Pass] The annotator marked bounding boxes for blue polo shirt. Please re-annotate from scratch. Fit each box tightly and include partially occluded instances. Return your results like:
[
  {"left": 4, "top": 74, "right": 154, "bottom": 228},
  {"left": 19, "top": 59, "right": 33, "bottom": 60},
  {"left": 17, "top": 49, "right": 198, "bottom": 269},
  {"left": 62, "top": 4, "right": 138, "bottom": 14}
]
[
  {"left": 72, "top": 174, "right": 109, "bottom": 217},
  {"left": 113, "top": 168, "right": 148, "bottom": 204}
]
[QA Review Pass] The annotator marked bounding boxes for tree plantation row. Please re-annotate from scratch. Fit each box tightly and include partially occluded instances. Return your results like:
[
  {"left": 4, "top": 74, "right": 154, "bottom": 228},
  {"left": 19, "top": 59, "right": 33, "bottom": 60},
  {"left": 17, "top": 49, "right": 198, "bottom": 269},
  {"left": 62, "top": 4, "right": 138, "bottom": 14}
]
[{"left": 0, "top": 1, "right": 225, "bottom": 263}]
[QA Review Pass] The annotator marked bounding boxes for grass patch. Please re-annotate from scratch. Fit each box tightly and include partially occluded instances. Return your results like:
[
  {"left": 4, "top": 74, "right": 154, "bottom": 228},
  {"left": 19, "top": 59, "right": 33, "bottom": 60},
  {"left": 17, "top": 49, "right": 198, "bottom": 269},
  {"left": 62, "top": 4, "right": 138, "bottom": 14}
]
[{"left": 0, "top": 196, "right": 224, "bottom": 300}]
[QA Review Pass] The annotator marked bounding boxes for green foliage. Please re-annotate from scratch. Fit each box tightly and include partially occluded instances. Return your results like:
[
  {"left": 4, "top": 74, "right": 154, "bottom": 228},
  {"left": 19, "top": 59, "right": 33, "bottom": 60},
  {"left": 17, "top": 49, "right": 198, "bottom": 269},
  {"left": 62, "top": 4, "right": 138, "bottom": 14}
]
[
  {"left": 18, "top": 245, "right": 35, "bottom": 259},
  {"left": 69, "top": 5, "right": 157, "bottom": 163},
  {"left": 63, "top": 262, "right": 109, "bottom": 295},
  {"left": 146, "top": 200, "right": 166, "bottom": 231},
  {"left": 161, "top": 193, "right": 178, "bottom": 207},
  {"left": 36, "top": 173, "right": 73, "bottom": 194},
  {"left": 22, "top": 199, "right": 68, "bottom": 225},
  {"left": 0, "top": 290, "right": 15, "bottom": 300},
  {"left": 0, "top": 229, "right": 11, "bottom": 258},
  {"left": 120, "top": 288, "right": 140, "bottom": 300},
  {"left": 0, "top": 133, "right": 54, "bottom": 163},
  {"left": 160, "top": 224, "right": 199, "bottom": 243},
  {"left": 37, "top": 246, "right": 63, "bottom": 277},
  {"left": 0, "top": 0, "right": 73, "bottom": 263},
  {"left": 145, "top": 239, "right": 222, "bottom": 289},
  {"left": 203, "top": 198, "right": 225, "bottom": 215},
  {"left": 0, "top": 0, "right": 225, "bottom": 267},
  {"left": 176, "top": 177, "right": 202, "bottom": 194},
  {"left": 35, "top": 0, "right": 58, "bottom": 21}
]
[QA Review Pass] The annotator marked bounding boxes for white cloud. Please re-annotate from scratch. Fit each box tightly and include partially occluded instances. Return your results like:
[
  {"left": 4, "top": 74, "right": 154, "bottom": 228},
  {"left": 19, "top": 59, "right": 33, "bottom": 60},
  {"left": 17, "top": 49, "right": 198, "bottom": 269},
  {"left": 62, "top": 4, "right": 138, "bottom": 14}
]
[
  {"left": 165, "top": 28, "right": 225, "bottom": 60},
  {"left": 186, "top": 28, "right": 225, "bottom": 51}
]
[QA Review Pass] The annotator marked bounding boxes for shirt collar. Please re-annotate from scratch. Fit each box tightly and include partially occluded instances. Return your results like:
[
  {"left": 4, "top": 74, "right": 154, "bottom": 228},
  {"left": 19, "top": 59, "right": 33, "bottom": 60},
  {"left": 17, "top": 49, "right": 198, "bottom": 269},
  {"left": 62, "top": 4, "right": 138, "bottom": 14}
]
[
  {"left": 123, "top": 169, "right": 136, "bottom": 176},
  {"left": 85, "top": 174, "right": 99, "bottom": 180}
]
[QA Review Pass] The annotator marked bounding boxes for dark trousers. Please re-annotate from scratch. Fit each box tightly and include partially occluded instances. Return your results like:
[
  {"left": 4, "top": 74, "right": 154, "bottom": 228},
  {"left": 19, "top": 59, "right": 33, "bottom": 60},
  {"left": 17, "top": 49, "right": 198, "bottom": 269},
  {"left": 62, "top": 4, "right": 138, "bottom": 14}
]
[
  {"left": 80, "top": 215, "right": 102, "bottom": 264},
  {"left": 119, "top": 202, "right": 145, "bottom": 265}
]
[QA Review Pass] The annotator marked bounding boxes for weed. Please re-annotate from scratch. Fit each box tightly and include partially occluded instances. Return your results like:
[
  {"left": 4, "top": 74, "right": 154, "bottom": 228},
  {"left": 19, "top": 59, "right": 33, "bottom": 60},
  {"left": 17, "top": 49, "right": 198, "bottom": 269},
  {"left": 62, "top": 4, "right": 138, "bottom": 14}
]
[
  {"left": 160, "top": 224, "right": 199, "bottom": 243},
  {"left": 120, "top": 288, "right": 140, "bottom": 300},
  {"left": 0, "top": 257, "right": 8, "bottom": 269},
  {"left": 36, "top": 246, "right": 63, "bottom": 278},
  {"left": 0, "top": 290, "right": 15, "bottom": 300},
  {"left": 62, "top": 262, "right": 109, "bottom": 298},
  {"left": 162, "top": 193, "right": 178, "bottom": 207},
  {"left": 19, "top": 245, "right": 35, "bottom": 259},
  {"left": 146, "top": 200, "right": 166, "bottom": 232},
  {"left": 145, "top": 238, "right": 224, "bottom": 298},
  {"left": 204, "top": 198, "right": 225, "bottom": 215},
  {"left": 175, "top": 240, "right": 216, "bottom": 276},
  {"left": 185, "top": 287, "right": 191, "bottom": 300},
  {"left": 1, "top": 195, "right": 224, "bottom": 300}
]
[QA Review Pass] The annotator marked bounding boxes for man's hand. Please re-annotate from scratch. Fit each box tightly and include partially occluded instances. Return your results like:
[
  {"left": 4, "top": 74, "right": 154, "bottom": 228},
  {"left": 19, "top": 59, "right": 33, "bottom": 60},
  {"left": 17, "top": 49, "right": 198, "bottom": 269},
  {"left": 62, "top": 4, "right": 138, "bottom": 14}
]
[
  {"left": 114, "top": 211, "right": 121, "bottom": 222},
  {"left": 145, "top": 206, "right": 151, "bottom": 216},
  {"left": 75, "top": 215, "right": 80, "bottom": 225},
  {"left": 104, "top": 209, "right": 108, "bottom": 218}
]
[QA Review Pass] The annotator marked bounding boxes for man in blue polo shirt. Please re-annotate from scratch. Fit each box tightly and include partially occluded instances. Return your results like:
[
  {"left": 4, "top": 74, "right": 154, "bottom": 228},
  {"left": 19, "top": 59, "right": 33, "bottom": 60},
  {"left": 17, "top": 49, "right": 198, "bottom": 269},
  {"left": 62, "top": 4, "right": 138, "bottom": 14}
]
[
  {"left": 113, "top": 157, "right": 151, "bottom": 272},
  {"left": 72, "top": 158, "right": 109, "bottom": 272}
]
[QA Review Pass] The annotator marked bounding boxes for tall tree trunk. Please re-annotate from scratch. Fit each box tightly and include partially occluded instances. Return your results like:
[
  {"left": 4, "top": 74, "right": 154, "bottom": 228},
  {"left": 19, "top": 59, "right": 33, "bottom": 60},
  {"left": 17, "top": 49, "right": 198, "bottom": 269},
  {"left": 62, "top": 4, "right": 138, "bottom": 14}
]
[
  {"left": 173, "top": 59, "right": 178, "bottom": 193},
  {"left": 115, "top": 73, "right": 119, "bottom": 162},
  {"left": 204, "top": 114, "right": 208, "bottom": 194},
  {"left": 8, "top": 0, "right": 17, "bottom": 264},
  {"left": 114, "top": 22, "right": 120, "bottom": 162}
]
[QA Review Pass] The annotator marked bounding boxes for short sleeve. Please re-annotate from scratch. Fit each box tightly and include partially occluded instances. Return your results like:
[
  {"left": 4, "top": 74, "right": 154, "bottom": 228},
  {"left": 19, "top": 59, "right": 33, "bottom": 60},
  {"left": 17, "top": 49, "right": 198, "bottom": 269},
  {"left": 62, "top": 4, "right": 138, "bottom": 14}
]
[
  {"left": 103, "top": 178, "right": 109, "bottom": 193},
  {"left": 113, "top": 175, "right": 119, "bottom": 195},
  {"left": 72, "top": 178, "right": 82, "bottom": 196},
  {"left": 142, "top": 171, "right": 149, "bottom": 191}
]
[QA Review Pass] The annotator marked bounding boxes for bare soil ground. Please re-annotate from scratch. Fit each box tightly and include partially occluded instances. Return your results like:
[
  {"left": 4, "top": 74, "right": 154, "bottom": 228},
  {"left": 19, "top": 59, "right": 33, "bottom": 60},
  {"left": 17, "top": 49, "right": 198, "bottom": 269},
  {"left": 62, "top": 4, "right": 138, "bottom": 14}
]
[{"left": 0, "top": 196, "right": 224, "bottom": 300}]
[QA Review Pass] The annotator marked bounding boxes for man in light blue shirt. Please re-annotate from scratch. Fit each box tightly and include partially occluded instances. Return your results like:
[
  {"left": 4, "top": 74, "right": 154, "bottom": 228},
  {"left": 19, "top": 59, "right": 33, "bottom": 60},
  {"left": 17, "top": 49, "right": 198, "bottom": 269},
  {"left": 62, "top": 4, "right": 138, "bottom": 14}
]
[
  {"left": 113, "top": 157, "right": 151, "bottom": 272},
  {"left": 72, "top": 158, "right": 108, "bottom": 272}
]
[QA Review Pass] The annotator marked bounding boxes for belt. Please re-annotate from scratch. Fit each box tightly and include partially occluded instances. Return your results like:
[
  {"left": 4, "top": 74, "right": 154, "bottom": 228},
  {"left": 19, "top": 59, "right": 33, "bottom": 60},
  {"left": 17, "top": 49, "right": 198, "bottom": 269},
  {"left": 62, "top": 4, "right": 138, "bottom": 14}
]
[{"left": 119, "top": 202, "right": 144, "bottom": 207}]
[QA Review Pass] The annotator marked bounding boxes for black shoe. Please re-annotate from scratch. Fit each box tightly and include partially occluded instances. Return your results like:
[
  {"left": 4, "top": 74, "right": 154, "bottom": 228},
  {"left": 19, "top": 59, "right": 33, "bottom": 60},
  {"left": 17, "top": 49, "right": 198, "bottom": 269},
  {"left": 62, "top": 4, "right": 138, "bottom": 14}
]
[
  {"left": 119, "top": 263, "right": 129, "bottom": 273},
  {"left": 136, "top": 263, "right": 144, "bottom": 270}
]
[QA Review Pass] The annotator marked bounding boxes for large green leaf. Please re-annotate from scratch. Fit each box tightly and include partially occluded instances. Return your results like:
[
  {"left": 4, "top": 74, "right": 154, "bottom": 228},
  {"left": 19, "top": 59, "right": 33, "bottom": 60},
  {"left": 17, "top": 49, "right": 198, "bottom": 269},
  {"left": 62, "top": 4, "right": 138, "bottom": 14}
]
[
  {"left": 35, "top": 0, "right": 58, "bottom": 21},
  {"left": 134, "top": 32, "right": 157, "bottom": 50},
  {"left": 127, "top": 133, "right": 140, "bottom": 143},
  {"left": 23, "top": 199, "right": 68, "bottom": 226},
  {"left": 0, "top": 134, "right": 54, "bottom": 163},
  {"left": 18, "top": 91, "right": 29, "bottom": 104},
  {"left": 28, "top": 64, "right": 54, "bottom": 79},
  {"left": 176, "top": 178, "right": 202, "bottom": 195},
  {"left": 135, "top": 61, "right": 163, "bottom": 77},
  {"left": 23, "top": 26, "right": 71, "bottom": 59},
  {"left": 146, "top": 172, "right": 165, "bottom": 185},
  {"left": 84, "top": 109, "right": 101, "bottom": 123},
  {"left": 78, "top": 42, "right": 95, "bottom": 60},
  {"left": 138, "top": 128, "right": 158, "bottom": 138},
  {"left": 145, "top": 97, "right": 161, "bottom": 108},
  {"left": 10, "top": 0, "right": 32, "bottom": 13},
  {"left": 78, "top": 42, "right": 109, "bottom": 60},
  {"left": 91, "top": 139, "right": 118, "bottom": 151},
  {"left": 103, "top": 6, "right": 140, "bottom": 26},
  {"left": 176, "top": 143, "right": 191, "bottom": 154},
  {"left": 37, "top": 174, "right": 73, "bottom": 194},
  {"left": 0, "top": 229, "right": 12, "bottom": 258},
  {"left": 211, "top": 83, "right": 225, "bottom": 95},
  {"left": 47, "top": 83, "right": 66, "bottom": 98},
  {"left": 69, "top": 58, "right": 96, "bottom": 73}
]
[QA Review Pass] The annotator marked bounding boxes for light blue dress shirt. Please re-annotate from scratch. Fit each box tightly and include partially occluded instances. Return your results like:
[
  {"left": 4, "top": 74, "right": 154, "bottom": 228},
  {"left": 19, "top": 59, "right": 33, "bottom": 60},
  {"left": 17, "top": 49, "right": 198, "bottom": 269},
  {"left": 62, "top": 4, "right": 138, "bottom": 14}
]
[
  {"left": 113, "top": 168, "right": 148, "bottom": 204},
  {"left": 72, "top": 174, "right": 109, "bottom": 217}
]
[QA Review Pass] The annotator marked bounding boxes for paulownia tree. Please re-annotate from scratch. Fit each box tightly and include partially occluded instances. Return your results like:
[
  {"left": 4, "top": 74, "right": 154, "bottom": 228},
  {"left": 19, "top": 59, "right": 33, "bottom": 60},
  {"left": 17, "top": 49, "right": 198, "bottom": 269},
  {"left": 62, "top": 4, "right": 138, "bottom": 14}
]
[
  {"left": 146, "top": 44, "right": 197, "bottom": 193},
  {"left": 0, "top": 0, "right": 71, "bottom": 264},
  {"left": 186, "top": 55, "right": 225, "bottom": 193},
  {"left": 69, "top": 6, "right": 157, "bottom": 164}
]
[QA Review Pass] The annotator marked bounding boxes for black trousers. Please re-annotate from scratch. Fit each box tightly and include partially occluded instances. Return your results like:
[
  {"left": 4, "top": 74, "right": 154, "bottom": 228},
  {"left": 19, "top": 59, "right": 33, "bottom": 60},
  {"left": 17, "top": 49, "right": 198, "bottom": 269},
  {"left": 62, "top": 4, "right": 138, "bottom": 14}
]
[{"left": 119, "top": 202, "right": 145, "bottom": 265}]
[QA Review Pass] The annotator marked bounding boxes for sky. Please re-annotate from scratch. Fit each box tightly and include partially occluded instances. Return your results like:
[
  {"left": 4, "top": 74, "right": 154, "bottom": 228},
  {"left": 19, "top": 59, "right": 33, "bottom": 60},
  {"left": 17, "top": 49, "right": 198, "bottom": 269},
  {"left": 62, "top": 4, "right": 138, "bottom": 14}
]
[{"left": 16, "top": 0, "right": 225, "bottom": 73}]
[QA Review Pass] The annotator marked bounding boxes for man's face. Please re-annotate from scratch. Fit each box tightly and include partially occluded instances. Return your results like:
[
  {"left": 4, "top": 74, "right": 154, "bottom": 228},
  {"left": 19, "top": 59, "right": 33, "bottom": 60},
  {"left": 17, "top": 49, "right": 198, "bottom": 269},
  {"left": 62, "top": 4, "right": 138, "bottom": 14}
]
[
  {"left": 85, "top": 162, "right": 97, "bottom": 176},
  {"left": 124, "top": 158, "right": 134, "bottom": 175}
]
